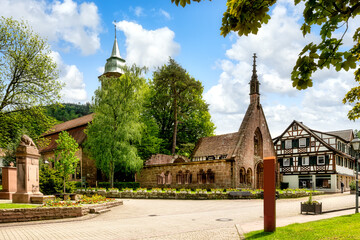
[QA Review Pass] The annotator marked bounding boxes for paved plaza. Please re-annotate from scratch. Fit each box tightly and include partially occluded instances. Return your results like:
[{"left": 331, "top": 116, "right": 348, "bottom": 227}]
[{"left": 0, "top": 193, "right": 357, "bottom": 240}]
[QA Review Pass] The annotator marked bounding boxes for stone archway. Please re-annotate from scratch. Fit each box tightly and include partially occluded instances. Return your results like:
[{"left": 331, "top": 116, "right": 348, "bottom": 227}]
[{"left": 256, "top": 162, "right": 264, "bottom": 189}]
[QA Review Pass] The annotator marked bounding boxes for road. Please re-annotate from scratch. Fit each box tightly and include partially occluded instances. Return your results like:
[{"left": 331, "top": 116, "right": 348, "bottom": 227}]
[{"left": 0, "top": 192, "right": 357, "bottom": 240}]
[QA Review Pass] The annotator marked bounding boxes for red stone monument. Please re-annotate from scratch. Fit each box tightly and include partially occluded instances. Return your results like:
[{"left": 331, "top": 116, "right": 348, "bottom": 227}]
[
  {"left": 12, "top": 135, "right": 43, "bottom": 203},
  {"left": 0, "top": 166, "right": 17, "bottom": 199}
]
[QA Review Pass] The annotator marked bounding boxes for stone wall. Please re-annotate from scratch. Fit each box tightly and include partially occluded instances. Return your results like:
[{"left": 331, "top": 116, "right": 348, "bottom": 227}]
[{"left": 137, "top": 159, "right": 234, "bottom": 189}]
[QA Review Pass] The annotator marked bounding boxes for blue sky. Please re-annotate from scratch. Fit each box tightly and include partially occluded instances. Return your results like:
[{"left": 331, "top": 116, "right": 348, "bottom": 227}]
[{"left": 1, "top": 0, "right": 359, "bottom": 137}]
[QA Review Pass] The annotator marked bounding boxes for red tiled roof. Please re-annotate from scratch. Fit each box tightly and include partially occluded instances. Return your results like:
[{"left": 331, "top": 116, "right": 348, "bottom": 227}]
[{"left": 43, "top": 113, "right": 94, "bottom": 136}]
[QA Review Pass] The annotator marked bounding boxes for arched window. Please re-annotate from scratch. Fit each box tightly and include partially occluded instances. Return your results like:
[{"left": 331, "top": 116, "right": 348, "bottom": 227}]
[
  {"left": 157, "top": 172, "right": 165, "bottom": 185},
  {"left": 165, "top": 171, "right": 172, "bottom": 184},
  {"left": 240, "top": 167, "right": 246, "bottom": 184},
  {"left": 207, "top": 169, "right": 215, "bottom": 184},
  {"left": 246, "top": 168, "right": 252, "bottom": 185},
  {"left": 254, "top": 128, "right": 263, "bottom": 158},
  {"left": 184, "top": 170, "right": 192, "bottom": 184},
  {"left": 198, "top": 169, "right": 206, "bottom": 184},
  {"left": 176, "top": 171, "right": 184, "bottom": 184}
]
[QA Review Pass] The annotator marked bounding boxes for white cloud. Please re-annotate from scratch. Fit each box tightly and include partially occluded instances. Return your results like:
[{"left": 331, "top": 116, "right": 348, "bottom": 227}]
[
  {"left": 159, "top": 9, "right": 171, "bottom": 20},
  {"left": 0, "top": 0, "right": 101, "bottom": 55},
  {"left": 205, "top": 1, "right": 359, "bottom": 137},
  {"left": 50, "top": 52, "right": 87, "bottom": 103},
  {"left": 130, "top": 6, "right": 144, "bottom": 17},
  {"left": 115, "top": 20, "right": 180, "bottom": 69}
]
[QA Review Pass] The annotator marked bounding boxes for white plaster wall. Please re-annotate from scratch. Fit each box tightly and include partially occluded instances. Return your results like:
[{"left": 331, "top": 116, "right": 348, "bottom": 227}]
[
  {"left": 336, "top": 165, "right": 355, "bottom": 176},
  {"left": 282, "top": 175, "right": 298, "bottom": 189}
]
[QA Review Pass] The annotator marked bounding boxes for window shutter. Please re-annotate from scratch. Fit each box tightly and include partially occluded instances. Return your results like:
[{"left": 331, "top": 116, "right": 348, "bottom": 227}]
[
  {"left": 281, "top": 141, "right": 285, "bottom": 149},
  {"left": 279, "top": 158, "right": 283, "bottom": 167},
  {"left": 306, "top": 138, "right": 310, "bottom": 147},
  {"left": 310, "top": 156, "right": 317, "bottom": 165},
  {"left": 292, "top": 139, "right": 299, "bottom": 148},
  {"left": 290, "top": 158, "right": 293, "bottom": 166},
  {"left": 298, "top": 157, "right": 302, "bottom": 166},
  {"left": 325, "top": 155, "right": 329, "bottom": 165}
]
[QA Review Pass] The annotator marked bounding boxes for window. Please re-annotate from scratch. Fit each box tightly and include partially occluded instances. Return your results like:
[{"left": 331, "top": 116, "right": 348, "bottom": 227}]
[
  {"left": 302, "top": 156, "right": 309, "bottom": 166},
  {"left": 283, "top": 158, "right": 290, "bottom": 166},
  {"left": 316, "top": 175, "right": 331, "bottom": 189},
  {"left": 299, "top": 138, "right": 307, "bottom": 148},
  {"left": 317, "top": 156, "right": 325, "bottom": 165},
  {"left": 285, "top": 140, "right": 292, "bottom": 149},
  {"left": 293, "top": 124, "right": 297, "bottom": 130}
]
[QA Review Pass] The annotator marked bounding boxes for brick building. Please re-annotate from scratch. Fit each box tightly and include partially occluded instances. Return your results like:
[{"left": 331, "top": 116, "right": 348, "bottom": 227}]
[{"left": 137, "top": 54, "right": 277, "bottom": 189}]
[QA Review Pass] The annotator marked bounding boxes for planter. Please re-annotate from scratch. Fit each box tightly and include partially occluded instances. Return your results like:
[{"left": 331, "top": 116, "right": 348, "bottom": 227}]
[
  {"left": 301, "top": 202, "right": 322, "bottom": 215},
  {"left": 350, "top": 190, "right": 356, "bottom": 194}
]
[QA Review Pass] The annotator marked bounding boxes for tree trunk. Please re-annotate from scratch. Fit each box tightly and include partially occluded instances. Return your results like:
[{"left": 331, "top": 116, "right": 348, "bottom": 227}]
[
  {"left": 171, "top": 97, "right": 178, "bottom": 155},
  {"left": 110, "top": 160, "right": 114, "bottom": 188},
  {"left": 63, "top": 178, "right": 66, "bottom": 194}
]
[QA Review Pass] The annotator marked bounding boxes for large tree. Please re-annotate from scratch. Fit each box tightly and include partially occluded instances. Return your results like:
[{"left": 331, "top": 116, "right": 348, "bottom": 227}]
[
  {"left": 0, "top": 17, "right": 62, "bottom": 112},
  {"left": 0, "top": 17, "right": 62, "bottom": 150},
  {"left": 85, "top": 65, "right": 146, "bottom": 187},
  {"left": 150, "top": 58, "right": 215, "bottom": 156},
  {"left": 171, "top": 0, "right": 360, "bottom": 120}
]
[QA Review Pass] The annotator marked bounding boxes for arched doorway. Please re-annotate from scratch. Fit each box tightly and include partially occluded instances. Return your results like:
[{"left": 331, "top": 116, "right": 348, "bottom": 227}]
[{"left": 256, "top": 162, "right": 264, "bottom": 189}]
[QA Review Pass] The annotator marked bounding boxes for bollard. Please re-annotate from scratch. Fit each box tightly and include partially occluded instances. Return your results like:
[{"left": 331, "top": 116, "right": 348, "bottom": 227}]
[{"left": 264, "top": 156, "right": 276, "bottom": 232}]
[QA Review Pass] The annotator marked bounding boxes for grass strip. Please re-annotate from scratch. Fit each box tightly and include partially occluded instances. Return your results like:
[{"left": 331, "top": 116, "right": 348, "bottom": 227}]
[
  {"left": 0, "top": 203, "right": 38, "bottom": 209},
  {"left": 245, "top": 214, "right": 360, "bottom": 239}
]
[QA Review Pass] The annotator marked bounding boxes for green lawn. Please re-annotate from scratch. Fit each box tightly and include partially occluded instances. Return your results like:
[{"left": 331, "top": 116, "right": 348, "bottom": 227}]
[
  {"left": 245, "top": 214, "right": 360, "bottom": 239},
  {"left": 0, "top": 203, "right": 38, "bottom": 209}
]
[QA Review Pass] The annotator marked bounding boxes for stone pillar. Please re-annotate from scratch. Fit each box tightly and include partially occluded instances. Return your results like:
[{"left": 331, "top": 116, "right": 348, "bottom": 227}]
[
  {"left": 12, "top": 135, "right": 43, "bottom": 203},
  {"left": 263, "top": 156, "right": 276, "bottom": 232},
  {"left": 0, "top": 167, "right": 17, "bottom": 199}
]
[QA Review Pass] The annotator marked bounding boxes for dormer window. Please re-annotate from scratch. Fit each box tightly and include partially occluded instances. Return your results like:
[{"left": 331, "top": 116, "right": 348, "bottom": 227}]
[{"left": 293, "top": 125, "right": 297, "bottom": 130}]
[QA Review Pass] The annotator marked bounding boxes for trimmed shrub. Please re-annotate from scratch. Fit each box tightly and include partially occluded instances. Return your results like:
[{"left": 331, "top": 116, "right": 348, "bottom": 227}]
[
  {"left": 98, "top": 182, "right": 140, "bottom": 190},
  {"left": 39, "top": 165, "right": 77, "bottom": 194}
]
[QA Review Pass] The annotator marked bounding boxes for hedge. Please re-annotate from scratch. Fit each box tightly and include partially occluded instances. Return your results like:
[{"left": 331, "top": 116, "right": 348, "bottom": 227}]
[{"left": 98, "top": 182, "right": 140, "bottom": 189}]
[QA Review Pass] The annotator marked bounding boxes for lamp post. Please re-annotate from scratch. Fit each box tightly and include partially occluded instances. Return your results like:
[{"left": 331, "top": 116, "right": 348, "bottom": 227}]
[{"left": 351, "top": 138, "right": 360, "bottom": 214}]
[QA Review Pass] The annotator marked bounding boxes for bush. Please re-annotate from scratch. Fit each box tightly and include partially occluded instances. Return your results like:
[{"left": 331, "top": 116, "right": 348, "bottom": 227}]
[
  {"left": 39, "top": 165, "right": 77, "bottom": 194},
  {"left": 98, "top": 182, "right": 140, "bottom": 190},
  {"left": 350, "top": 181, "right": 356, "bottom": 191}
]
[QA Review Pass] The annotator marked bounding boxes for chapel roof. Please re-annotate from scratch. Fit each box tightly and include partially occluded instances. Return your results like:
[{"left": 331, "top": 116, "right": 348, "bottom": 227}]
[{"left": 191, "top": 132, "right": 239, "bottom": 158}]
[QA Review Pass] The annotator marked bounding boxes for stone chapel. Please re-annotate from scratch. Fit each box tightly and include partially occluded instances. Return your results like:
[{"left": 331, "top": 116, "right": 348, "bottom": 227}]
[{"left": 137, "top": 54, "right": 278, "bottom": 189}]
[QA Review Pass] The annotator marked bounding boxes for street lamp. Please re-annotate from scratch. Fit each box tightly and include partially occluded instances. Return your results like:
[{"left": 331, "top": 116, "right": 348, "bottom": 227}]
[{"left": 351, "top": 138, "right": 360, "bottom": 214}]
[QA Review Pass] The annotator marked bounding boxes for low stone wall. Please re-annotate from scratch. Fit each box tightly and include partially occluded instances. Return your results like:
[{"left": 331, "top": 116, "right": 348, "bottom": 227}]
[
  {"left": 79, "top": 190, "right": 324, "bottom": 200},
  {"left": 0, "top": 201, "right": 122, "bottom": 223}
]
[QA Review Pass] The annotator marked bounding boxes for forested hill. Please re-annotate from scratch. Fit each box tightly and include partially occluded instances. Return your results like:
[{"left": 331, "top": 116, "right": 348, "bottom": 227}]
[{"left": 45, "top": 103, "right": 93, "bottom": 122}]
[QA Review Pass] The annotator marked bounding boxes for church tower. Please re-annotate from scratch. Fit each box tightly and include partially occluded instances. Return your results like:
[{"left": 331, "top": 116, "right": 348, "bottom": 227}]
[
  {"left": 249, "top": 53, "right": 260, "bottom": 104},
  {"left": 100, "top": 25, "right": 126, "bottom": 79}
]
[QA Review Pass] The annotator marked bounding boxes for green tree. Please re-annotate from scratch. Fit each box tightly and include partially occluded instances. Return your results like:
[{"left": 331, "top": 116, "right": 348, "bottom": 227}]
[
  {"left": 52, "top": 131, "right": 80, "bottom": 194},
  {"left": 171, "top": 0, "right": 360, "bottom": 120},
  {"left": 85, "top": 65, "right": 146, "bottom": 188},
  {"left": 0, "top": 17, "right": 62, "bottom": 152},
  {"left": 45, "top": 103, "right": 92, "bottom": 122},
  {"left": 150, "top": 58, "right": 215, "bottom": 156},
  {"left": 0, "top": 17, "right": 62, "bottom": 112}
]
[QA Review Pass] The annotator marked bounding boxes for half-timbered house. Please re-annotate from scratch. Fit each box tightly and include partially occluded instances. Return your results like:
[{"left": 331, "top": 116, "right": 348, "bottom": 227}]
[{"left": 274, "top": 121, "right": 356, "bottom": 192}]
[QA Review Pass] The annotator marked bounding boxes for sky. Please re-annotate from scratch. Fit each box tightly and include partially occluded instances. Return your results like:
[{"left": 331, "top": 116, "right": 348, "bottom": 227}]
[{"left": 1, "top": 0, "right": 359, "bottom": 138}]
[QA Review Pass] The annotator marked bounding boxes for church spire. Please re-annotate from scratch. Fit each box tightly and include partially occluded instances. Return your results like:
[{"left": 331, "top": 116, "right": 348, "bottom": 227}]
[
  {"left": 249, "top": 53, "right": 260, "bottom": 104},
  {"left": 249, "top": 53, "right": 260, "bottom": 95},
  {"left": 103, "top": 22, "right": 125, "bottom": 77}
]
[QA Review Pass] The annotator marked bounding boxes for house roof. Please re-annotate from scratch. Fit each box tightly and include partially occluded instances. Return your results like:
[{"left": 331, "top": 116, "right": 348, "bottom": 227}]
[
  {"left": 325, "top": 129, "right": 354, "bottom": 142},
  {"left": 191, "top": 132, "right": 239, "bottom": 158},
  {"left": 39, "top": 114, "right": 93, "bottom": 153},
  {"left": 43, "top": 113, "right": 94, "bottom": 137}
]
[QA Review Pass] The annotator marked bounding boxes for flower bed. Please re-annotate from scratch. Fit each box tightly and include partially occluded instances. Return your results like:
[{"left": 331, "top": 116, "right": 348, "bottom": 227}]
[{"left": 76, "top": 188, "right": 323, "bottom": 200}]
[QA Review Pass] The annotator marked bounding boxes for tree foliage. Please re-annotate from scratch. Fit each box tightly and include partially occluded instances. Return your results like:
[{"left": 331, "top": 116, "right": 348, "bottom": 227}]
[
  {"left": 45, "top": 103, "right": 92, "bottom": 122},
  {"left": 171, "top": 0, "right": 360, "bottom": 120},
  {"left": 51, "top": 131, "right": 80, "bottom": 194},
  {"left": 0, "top": 17, "right": 62, "bottom": 112},
  {"left": 85, "top": 65, "right": 146, "bottom": 187},
  {"left": 150, "top": 58, "right": 215, "bottom": 156}
]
